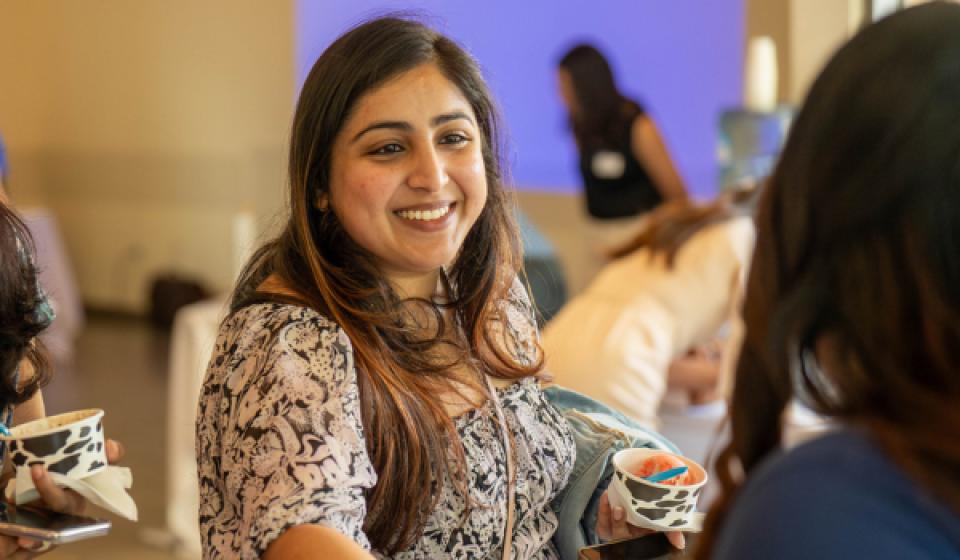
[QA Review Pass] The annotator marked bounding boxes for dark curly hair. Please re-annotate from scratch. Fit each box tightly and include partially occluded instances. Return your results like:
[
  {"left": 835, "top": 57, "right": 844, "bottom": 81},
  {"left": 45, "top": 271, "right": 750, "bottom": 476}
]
[{"left": 0, "top": 201, "right": 52, "bottom": 411}]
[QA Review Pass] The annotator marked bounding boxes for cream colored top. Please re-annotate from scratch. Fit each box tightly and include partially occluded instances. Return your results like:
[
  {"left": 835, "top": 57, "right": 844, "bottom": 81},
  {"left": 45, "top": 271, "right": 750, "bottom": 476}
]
[{"left": 542, "top": 217, "right": 755, "bottom": 428}]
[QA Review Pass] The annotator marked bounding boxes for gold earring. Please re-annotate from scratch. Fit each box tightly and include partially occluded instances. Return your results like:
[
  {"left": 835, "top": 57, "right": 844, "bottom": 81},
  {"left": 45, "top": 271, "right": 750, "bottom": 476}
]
[{"left": 315, "top": 194, "right": 329, "bottom": 212}]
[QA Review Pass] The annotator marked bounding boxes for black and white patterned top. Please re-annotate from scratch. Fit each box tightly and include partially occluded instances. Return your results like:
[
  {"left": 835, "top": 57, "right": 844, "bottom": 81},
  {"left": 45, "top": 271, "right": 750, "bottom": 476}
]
[{"left": 196, "top": 296, "right": 576, "bottom": 559}]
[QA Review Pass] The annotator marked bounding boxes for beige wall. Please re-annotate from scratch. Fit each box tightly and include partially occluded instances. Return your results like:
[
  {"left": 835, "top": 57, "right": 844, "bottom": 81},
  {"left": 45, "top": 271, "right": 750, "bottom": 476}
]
[
  {"left": 0, "top": 1, "right": 294, "bottom": 311},
  {"left": 746, "top": 0, "right": 867, "bottom": 105},
  {"left": 788, "top": 0, "right": 861, "bottom": 103},
  {"left": 747, "top": 1, "right": 948, "bottom": 106}
]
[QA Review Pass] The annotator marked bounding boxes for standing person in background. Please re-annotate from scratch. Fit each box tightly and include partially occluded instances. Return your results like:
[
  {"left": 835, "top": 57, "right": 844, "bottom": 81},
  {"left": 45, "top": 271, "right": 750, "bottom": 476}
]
[
  {"left": 558, "top": 44, "right": 688, "bottom": 219},
  {"left": 542, "top": 188, "right": 756, "bottom": 429},
  {"left": 557, "top": 44, "right": 688, "bottom": 284},
  {"left": 696, "top": 4, "right": 960, "bottom": 558}
]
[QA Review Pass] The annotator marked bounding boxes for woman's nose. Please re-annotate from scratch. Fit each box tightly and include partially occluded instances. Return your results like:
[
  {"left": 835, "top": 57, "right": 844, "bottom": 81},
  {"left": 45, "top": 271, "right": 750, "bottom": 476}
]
[{"left": 407, "top": 147, "right": 448, "bottom": 192}]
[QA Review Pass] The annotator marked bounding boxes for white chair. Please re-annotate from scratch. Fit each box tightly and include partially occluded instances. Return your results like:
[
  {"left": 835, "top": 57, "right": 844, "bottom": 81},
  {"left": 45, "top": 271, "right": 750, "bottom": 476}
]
[{"left": 166, "top": 297, "right": 226, "bottom": 558}]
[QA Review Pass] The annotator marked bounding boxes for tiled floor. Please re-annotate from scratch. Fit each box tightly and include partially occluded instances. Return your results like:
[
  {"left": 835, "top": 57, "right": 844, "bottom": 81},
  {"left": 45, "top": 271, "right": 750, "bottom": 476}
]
[{"left": 42, "top": 315, "right": 184, "bottom": 560}]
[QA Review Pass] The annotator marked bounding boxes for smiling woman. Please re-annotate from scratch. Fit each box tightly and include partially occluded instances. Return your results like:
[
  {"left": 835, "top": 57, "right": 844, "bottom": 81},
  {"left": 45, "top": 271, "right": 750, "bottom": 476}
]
[{"left": 194, "top": 16, "right": 581, "bottom": 560}]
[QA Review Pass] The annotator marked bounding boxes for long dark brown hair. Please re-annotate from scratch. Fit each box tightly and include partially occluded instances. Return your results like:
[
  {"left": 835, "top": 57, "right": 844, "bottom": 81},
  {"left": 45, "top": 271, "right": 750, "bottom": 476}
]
[
  {"left": 232, "top": 16, "right": 539, "bottom": 553},
  {"left": 558, "top": 44, "right": 644, "bottom": 150},
  {"left": 0, "top": 201, "right": 51, "bottom": 411},
  {"left": 608, "top": 185, "right": 758, "bottom": 265},
  {"left": 696, "top": 3, "right": 960, "bottom": 556}
]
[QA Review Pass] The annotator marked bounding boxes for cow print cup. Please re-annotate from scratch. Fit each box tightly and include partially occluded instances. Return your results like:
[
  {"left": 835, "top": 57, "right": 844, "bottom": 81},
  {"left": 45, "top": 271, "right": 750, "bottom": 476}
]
[
  {"left": 608, "top": 448, "right": 708, "bottom": 532},
  {"left": 0, "top": 409, "right": 107, "bottom": 479}
]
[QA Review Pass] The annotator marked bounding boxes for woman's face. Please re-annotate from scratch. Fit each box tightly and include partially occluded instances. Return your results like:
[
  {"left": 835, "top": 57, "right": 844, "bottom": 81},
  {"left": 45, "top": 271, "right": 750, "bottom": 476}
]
[
  {"left": 557, "top": 68, "right": 578, "bottom": 115},
  {"left": 327, "top": 63, "right": 488, "bottom": 294}
]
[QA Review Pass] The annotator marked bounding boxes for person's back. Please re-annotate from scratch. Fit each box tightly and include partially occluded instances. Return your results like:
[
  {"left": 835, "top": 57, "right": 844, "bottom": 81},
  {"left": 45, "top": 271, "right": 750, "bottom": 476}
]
[
  {"left": 712, "top": 429, "right": 960, "bottom": 559},
  {"left": 543, "top": 214, "right": 753, "bottom": 427},
  {"left": 585, "top": 216, "right": 753, "bottom": 333},
  {"left": 577, "top": 107, "right": 662, "bottom": 220},
  {"left": 694, "top": 4, "right": 960, "bottom": 558}
]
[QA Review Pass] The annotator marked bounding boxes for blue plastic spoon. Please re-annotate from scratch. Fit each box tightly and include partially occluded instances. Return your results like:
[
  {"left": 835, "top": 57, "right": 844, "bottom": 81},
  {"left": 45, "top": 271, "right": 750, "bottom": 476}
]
[{"left": 644, "top": 465, "right": 688, "bottom": 484}]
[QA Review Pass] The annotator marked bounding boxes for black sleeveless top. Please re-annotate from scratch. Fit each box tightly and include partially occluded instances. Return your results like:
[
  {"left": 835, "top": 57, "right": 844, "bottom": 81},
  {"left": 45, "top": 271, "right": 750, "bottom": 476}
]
[{"left": 578, "top": 115, "right": 662, "bottom": 219}]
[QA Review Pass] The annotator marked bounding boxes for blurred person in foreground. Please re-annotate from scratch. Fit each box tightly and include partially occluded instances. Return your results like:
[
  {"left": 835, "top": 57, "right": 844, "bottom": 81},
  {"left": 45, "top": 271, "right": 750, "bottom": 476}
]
[
  {"left": 695, "top": 3, "right": 960, "bottom": 558},
  {"left": 0, "top": 200, "right": 124, "bottom": 558}
]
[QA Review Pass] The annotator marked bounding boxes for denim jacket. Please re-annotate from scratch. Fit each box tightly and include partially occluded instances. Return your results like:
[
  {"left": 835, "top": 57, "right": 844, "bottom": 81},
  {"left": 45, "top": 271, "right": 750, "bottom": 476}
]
[{"left": 545, "top": 386, "right": 679, "bottom": 560}]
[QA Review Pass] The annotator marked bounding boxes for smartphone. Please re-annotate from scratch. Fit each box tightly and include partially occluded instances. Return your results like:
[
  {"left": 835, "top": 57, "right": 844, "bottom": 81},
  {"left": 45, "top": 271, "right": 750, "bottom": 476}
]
[
  {"left": 0, "top": 504, "right": 111, "bottom": 544},
  {"left": 578, "top": 533, "right": 679, "bottom": 560}
]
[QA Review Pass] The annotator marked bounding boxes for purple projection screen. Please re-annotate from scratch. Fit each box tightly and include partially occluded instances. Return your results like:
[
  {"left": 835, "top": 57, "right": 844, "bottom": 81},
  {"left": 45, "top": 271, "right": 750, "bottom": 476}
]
[{"left": 296, "top": 1, "right": 744, "bottom": 197}]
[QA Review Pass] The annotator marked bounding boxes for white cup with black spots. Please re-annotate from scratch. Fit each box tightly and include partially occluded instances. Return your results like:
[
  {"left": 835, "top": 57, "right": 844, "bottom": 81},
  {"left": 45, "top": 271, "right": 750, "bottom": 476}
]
[
  {"left": 607, "top": 448, "right": 708, "bottom": 532},
  {"left": 0, "top": 409, "right": 108, "bottom": 480}
]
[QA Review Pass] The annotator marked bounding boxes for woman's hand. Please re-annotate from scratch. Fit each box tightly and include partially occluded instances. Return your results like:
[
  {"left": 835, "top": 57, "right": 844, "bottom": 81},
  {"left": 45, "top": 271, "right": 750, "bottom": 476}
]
[
  {"left": 595, "top": 490, "right": 686, "bottom": 550},
  {"left": 105, "top": 439, "right": 125, "bottom": 465},
  {"left": 0, "top": 439, "right": 126, "bottom": 558}
]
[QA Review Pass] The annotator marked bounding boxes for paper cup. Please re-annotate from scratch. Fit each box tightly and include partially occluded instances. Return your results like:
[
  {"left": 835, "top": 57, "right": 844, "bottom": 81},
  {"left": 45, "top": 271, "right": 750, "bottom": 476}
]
[
  {"left": 0, "top": 409, "right": 107, "bottom": 479},
  {"left": 608, "top": 448, "right": 708, "bottom": 532}
]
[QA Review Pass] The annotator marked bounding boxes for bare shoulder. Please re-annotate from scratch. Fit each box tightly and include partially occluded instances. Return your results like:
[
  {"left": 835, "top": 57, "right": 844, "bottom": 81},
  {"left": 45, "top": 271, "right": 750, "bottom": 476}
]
[{"left": 631, "top": 113, "right": 657, "bottom": 139}]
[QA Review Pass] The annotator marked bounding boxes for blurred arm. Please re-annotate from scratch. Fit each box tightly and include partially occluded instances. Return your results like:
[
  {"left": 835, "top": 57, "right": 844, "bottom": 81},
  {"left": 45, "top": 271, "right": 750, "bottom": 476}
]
[{"left": 632, "top": 116, "right": 688, "bottom": 202}]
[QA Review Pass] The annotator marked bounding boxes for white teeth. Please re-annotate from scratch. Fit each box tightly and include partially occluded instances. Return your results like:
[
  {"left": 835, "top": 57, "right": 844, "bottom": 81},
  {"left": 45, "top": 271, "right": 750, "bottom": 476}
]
[{"left": 396, "top": 205, "right": 451, "bottom": 221}]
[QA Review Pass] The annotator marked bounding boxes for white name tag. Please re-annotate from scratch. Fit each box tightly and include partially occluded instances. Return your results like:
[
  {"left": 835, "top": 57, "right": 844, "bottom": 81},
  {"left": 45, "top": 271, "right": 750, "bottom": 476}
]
[{"left": 591, "top": 151, "right": 626, "bottom": 179}]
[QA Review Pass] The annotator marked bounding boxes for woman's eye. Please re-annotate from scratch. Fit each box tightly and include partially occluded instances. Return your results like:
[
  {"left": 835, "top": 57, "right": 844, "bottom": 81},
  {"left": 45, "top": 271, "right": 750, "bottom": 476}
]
[
  {"left": 371, "top": 143, "right": 403, "bottom": 155},
  {"left": 440, "top": 133, "right": 469, "bottom": 145}
]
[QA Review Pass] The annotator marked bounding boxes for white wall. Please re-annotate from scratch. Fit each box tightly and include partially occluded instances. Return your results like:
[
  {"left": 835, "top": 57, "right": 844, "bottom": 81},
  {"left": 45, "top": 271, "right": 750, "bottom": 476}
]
[{"left": 0, "top": 1, "right": 294, "bottom": 312}]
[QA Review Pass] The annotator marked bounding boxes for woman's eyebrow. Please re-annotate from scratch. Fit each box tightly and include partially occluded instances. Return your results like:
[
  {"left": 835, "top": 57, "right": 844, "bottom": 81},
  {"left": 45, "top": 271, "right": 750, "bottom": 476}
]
[
  {"left": 432, "top": 111, "right": 473, "bottom": 126},
  {"left": 351, "top": 111, "right": 474, "bottom": 144},
  {"left": 352, "top": 121, "right": 411, "bottom": 143}
]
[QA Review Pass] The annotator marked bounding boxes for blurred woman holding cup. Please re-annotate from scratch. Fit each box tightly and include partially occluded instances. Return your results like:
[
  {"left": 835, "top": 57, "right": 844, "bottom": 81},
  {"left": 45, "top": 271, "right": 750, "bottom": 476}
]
[{"left": 0, "top": 200, "right": 125, "bottom": 558}]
